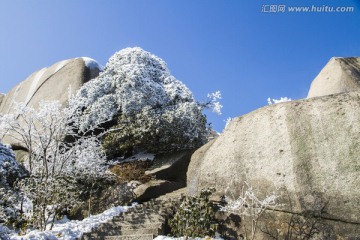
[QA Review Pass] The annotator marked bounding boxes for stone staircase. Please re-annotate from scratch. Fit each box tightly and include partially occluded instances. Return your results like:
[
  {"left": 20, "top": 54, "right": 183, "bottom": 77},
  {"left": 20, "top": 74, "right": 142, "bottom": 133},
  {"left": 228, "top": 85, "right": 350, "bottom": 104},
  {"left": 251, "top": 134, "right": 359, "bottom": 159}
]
[{"left": 80, "top": 192, "right": 185, "bottom": 240}]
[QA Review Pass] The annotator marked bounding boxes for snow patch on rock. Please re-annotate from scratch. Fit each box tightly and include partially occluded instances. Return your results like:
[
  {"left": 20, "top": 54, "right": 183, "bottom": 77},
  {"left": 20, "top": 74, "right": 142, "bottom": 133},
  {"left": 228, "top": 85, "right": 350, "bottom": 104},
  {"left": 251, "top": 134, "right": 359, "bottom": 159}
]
[{"left": 80, "top": 57, "right": 104, "bottom": 71}]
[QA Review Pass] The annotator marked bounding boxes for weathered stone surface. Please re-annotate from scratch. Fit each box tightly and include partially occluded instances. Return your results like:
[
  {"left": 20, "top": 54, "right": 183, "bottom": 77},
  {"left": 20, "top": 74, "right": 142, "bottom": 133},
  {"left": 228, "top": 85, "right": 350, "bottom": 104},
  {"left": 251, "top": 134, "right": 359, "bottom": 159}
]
[
  {"left": 307, "top": 57, "right": 360, "bottom": 98},
  {"left": 0, "top": 58, "right": 101, "bottom": 115},
  {"left": 13, "top": 149, "right": 29, "bottom": 164},
  {"left": 187, "top": 91, "right": 360, "bottom": 237},
  {"left": 145, "top": 150, "right": 194, "bottom": 182},
  {"left": 0, "top": 93, "right": 4, "bottom": 107},
  {"left": 133, "top": 179, "right": 184, "bottom": 202},
  {"left": 132, "top": 150, "right": 194, "bottom": 202},
  {"left": 0, "top": 57, "right": 102, "bottom": 148}
]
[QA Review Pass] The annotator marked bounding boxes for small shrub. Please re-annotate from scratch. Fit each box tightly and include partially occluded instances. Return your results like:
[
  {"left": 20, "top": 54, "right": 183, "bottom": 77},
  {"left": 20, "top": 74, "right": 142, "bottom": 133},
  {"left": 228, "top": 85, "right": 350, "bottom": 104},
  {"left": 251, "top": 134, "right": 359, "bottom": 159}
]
[
  {"left": 0, "top": 225, "right": 10, "bottom": 240},
  {"left": 169, "top": 188, "right": 219, "bottom": 239}
]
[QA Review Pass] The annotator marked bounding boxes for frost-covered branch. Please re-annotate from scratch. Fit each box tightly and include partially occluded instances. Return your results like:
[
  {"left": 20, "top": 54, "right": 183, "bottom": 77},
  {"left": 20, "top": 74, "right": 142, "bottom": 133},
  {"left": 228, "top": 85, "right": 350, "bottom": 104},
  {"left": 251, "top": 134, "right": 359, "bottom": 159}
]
[
  {"left": 221, "top": 182, "right": 278, "bottom": 240},
  {"left": 224, "top": 117, "right": 232, "bottom": 130},
  {"left": 0, "top": 100, "right": 114, "bottom": 231},
  {"left": 71, "top": 48, "right": 209, "bottom": 158},
  {"left": 206, "top": 91, "right": 223, "bottom": 115},
  {"left": 267, "top": 97, "right": 292, "bottom": 105}
]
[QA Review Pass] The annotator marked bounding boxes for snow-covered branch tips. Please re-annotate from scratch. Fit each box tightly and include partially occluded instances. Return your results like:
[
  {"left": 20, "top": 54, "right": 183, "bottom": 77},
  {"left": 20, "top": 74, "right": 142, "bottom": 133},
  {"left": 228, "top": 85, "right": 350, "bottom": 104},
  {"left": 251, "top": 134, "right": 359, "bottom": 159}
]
[{"left": 0, "top": 100, "right": 113, "bottom": 231}]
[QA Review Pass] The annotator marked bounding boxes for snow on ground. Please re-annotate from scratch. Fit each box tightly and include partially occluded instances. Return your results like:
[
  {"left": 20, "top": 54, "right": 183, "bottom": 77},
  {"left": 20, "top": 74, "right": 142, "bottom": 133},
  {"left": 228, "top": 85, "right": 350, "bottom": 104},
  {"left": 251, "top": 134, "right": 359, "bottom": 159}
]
[{"left": 9, "top": 204, "right": 136, "bottom": 240}]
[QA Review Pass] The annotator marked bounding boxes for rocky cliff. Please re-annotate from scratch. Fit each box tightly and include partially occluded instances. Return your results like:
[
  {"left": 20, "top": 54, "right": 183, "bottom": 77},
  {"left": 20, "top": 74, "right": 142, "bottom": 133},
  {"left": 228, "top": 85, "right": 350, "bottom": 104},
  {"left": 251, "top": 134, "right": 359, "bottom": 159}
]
[
  {"left": 0, "top": 93, "right": 4, "bottom": 107},
  {"left": 0, "top": 57, "right": 102, "bottom": 115},
  {"left": 188, "top": 90, "right": 360, "bottom": 238},
  {"left": 307, "top": 57, "right": 360, "bottom": 98},
  {"left": 0, "top": 57, "right": 102, "bottom": 148}
]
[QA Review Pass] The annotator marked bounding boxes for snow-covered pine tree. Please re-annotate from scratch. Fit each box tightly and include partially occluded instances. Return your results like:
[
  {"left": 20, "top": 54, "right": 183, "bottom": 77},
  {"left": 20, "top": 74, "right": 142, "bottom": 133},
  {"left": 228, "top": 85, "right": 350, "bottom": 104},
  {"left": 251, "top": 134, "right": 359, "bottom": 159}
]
[{"left": 71, "top": 47, "right": 209, "bottom": 158}]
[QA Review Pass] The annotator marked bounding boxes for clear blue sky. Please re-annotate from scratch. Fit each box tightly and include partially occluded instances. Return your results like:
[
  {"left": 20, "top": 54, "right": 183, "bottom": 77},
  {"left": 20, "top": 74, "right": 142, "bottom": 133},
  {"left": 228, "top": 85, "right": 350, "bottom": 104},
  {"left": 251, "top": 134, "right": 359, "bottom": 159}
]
[{"left": 0, "top": 0, "right": 359, "bottom": 131}]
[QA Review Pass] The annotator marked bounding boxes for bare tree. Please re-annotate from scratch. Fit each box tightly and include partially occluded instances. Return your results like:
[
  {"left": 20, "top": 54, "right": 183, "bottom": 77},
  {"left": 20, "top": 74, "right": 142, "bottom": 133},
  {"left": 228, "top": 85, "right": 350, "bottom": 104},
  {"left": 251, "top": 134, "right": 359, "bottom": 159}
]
[{"left": 0, "top": 100, "right": 113, "bottom": 231}]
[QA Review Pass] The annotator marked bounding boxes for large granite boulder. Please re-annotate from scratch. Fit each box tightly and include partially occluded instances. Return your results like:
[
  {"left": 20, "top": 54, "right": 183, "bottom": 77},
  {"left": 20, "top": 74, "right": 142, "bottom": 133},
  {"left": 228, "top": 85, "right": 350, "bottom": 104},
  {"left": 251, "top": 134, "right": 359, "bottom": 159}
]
[
  {"left": 187, "top": 91, "right": 360, "bottom": 238},
  {"left": 0, "top": 57, "right": 102, "bottom": 148},
  {"left": 0, "top": 57, "right": 102, "bottom": 115},
  {"left": 307, "top": 57, "right": 360, "bottom": 98}
]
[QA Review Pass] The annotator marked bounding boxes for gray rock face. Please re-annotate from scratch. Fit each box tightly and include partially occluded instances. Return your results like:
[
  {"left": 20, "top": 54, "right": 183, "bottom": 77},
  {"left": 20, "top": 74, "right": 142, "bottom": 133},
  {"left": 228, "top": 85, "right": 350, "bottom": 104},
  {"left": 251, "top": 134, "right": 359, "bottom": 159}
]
[
  {"left": 0, "top": 57, "right": 102, "bottom": 148},
  {"left": 146, "top": 150, "right": 194, "bottom": 182},
  {"left": 187, "top": 91, "right": 360, "bottom": 237},
  {"left": 134, "top": 150, "right": 194, "bottom": 202},
  {"left": 307, "top": 57, "right": 360, "bottom": 98}
]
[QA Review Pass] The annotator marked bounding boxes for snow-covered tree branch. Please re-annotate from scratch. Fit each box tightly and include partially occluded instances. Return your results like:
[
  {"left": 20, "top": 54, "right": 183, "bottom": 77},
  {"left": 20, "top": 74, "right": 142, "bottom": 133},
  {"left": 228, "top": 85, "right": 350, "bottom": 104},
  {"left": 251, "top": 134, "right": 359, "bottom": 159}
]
[
  {"left": 0, "top": 100, "right": 114, "bottom": 231},
  {"left": 207, "top": 91, "right": 223, "bottom": 115},
  {"left": 267, "top": 97, "right": 291, "bottom": 105},
  {"left": 221, "top": 182, "right": 278, "bottom": 240}
]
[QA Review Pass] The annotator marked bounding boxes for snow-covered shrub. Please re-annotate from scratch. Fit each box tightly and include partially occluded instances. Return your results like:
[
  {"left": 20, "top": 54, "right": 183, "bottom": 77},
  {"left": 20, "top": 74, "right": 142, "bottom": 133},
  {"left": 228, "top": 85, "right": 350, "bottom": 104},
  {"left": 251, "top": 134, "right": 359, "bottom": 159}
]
[
  {"left": 169, "top": 188, "right": 219, "bottom": 239},
  {"left": 71, "top": 47, "right": 208, "bottom": 158},
  {"left": 0, "top": 187, "right": 23, "bottom": 228},
  {"left": 0, "top": 225, "right": 10, "bottom": 240},
  {"left": 267, "top": 97, "right": 292, "bottom": 105},
  {"left": 0, "top": 143, "right": 27, "bottom": 188},
  {"left": 0, "top": 101, "right": 114, "bottom": 230},
  {"left": 0, "top": 143, "right": 28, "bottom": 226}
]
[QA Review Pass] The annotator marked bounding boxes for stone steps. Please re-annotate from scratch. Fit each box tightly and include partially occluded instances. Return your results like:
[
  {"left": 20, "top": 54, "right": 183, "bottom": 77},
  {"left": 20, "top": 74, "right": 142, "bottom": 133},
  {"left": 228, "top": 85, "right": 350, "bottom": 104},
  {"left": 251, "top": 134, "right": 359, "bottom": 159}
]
[
  {"left": 92, "top": 222, "right": 163, "bottom": 233},
  {"left": 80, "top": 196, "right": 182, "bottom": 240},
  {"left": 108, "top": 223, "right": 163, "bottom": 229},
  {"left": 104, "top": 234, "right": 154, "bottom": 240},
  {"left": 84, "top": 227, "right": 159, "bottom": 237}
]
